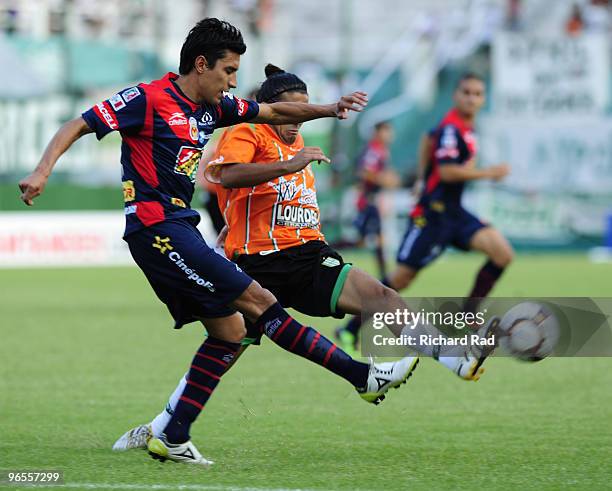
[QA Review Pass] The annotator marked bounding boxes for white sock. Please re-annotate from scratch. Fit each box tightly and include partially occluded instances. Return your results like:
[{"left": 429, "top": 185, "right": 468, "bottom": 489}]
[
  {"left": 150, "top": 373, "right": 187, "bottom": 438},
  {"left": 400, "top": 325, "right": 466, "bottom": 371}
]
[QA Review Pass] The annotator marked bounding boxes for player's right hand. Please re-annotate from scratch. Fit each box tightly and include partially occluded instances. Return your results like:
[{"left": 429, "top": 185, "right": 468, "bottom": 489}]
[
  {"left": 288, "top": 147, "right": 330, "bottom": 172},
  {"left": 488, "top": 163, "right": 510, "bottom": 181},
  {"left": 19, "top": 171, "right": 48, "bottom": 206}
]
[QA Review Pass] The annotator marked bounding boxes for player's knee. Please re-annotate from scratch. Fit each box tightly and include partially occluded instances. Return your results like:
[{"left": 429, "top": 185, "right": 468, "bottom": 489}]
[
  {"left": 224, "top": 323, "right": 247, "bottom": 344},
  {"left": 493, "top": 246, "right": 514, "bottom": 268},
  {"left": 234, "top": 280, "right": 278, "bottom": 320}
]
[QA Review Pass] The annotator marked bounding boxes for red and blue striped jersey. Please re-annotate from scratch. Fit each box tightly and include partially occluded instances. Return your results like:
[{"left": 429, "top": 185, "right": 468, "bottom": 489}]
[
  {"left": 412, "top": 108, "right": 477, "bottom": 217},
  {"left": 82, "top": 72, "right": 259, "bottom": 236}
]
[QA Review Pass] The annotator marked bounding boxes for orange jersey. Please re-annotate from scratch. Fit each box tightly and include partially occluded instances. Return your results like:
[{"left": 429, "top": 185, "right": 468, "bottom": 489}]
[{"left": 205, "top": 123, "right": 325, "bottom": 258}]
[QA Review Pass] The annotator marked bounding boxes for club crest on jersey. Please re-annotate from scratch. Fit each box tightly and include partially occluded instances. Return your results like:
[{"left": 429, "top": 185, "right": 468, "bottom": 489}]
[
  {"left": 175, "top": 146, "right": 202, "bottom": 182},
  {"left": 169, "top": 112, "right": 188, "bottom": 126},
  {"left": 268, "top": 176, "right": 303, "bottom": 202},
  {"left": 189, "top": 117, "right": 198, "bottom": 142}
]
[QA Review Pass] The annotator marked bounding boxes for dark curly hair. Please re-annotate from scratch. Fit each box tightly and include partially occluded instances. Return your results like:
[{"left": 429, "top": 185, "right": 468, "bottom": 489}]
[{"left": 256, "top": 64, "right": 308, "bottom": 103}]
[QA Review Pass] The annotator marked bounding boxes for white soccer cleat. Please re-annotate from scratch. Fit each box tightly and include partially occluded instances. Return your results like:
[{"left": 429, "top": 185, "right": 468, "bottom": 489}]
[
  {"left": 357, "top": 356, "right": 419, "bottom": 405},
  {"left": 112, "top": 423, "right": 153, "bottom": 451},
  {"left": 147, "top": 435, "right": 213, "bottom": 467},
  {"left": 452, "top": 353, "right": 486, "bottom": 381}
]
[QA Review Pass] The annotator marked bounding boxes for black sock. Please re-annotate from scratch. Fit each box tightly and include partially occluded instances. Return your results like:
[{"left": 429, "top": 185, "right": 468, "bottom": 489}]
[
  {"left": 255, "top": 303, "right": 369, "bottom": 388},
  {"left": 464, "top": 260, "right": 505, "bottom": 315},
  {"left": 343, "top": 315, "right": 362, "bottom": 336},
  {"left": 375, "top": 245, "right": 386, "bottom": 278},
  {"left": 163, "top": 337, "right": 240, "bottom": 443}
]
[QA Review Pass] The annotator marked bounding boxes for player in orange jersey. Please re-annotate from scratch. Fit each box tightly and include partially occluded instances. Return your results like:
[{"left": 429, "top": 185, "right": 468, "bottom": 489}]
[{"left": 113, "top": 65, "right": 494, "bottom": 454}]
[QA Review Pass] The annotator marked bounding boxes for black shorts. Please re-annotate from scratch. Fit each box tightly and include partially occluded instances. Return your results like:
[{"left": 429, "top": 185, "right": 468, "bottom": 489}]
[{"left": 235, "top": 241, "right": 352, "bottom": 345}]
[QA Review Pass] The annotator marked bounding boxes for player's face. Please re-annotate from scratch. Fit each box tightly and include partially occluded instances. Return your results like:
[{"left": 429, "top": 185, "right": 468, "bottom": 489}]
[
  {"left": 198, "top": 51, "right": 241, "bottom": 104},
  {"left": 272, "top": 91, "right": 309, "bottom": 145},
  {"left": 454, "top": 79, "right": 485, "bottom": 118},
  {"left": 378, "top": 125, "right": 394, "bottom": 145}
]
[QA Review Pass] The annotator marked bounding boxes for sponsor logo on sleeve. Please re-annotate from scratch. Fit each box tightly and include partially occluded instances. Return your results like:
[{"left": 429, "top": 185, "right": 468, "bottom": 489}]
[
  {"left": 122, "top": 87, "right": 141, "bottom": 102},
  {"left": 122, "top": 180, "right": 135, "bottom": 202},
  {"left": 109, "top": 93, "right": 126, "bottom": 111},
  {"left": 236, "top": 98, "right": 247, "bottom": 117},
  {"left": 96, "top": 102, "right": 118, "bottom": 129},
  {"left": 435, "top": 126, "right": 459, "bottom": 159},
  {"left": 169, "top": 112, "right": 188, "bottom": 126}
]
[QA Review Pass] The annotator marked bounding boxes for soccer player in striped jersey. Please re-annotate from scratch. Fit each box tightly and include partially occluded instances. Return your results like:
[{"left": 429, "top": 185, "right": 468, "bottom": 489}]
[
  {"left": 337, "top": 73, "right": 513, "bottom": 350},
  {"left": 112, "top": 66, "right": 496, "bottom": 457},
  {"left": 19, "top": 19, "right": 418, "bottom": 466}
]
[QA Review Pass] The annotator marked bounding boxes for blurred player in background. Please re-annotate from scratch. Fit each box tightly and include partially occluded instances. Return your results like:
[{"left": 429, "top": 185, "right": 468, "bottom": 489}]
[
  {"left": 113, "top": 66, "right": 496, "bottom": 457},
  {"left": 353, "top": 121, "right": 400, "bottom": 278},
  {"left": 18, "top": 18, "right": 375, "bottom": 467},
  {"left": 337, "top": 73, "right": 513, "bottom": 351}
]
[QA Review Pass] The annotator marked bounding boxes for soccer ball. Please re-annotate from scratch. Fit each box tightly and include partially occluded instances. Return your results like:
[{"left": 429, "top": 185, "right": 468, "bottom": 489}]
[{"left": 498, "top": 302, "right": 560, "bottom": 362}]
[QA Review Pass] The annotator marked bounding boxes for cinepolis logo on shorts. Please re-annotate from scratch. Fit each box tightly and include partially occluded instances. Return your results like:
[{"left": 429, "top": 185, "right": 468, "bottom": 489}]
[
  {"left": 168, "top": 251, "right": 216, "bottom": 292},
  {"left": 152, "top": 236, "right": 215, "bottom": 292}
]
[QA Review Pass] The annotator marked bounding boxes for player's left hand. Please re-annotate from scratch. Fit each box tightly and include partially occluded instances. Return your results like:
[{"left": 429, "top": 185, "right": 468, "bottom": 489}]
[
  {"left": 19, "top": 171, "right": 49, "bottom": 206},
  {"left": 335, "top": 91, "right": 368, "bottom": 119}
]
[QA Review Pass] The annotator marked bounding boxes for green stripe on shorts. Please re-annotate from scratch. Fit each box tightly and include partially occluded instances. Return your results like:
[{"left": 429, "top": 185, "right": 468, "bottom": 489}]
[
  {"left": 241, "top": 337, "right": 259, "bottom": 346},
  {"left": 330, "top": 264, "right": 352, "bottom": 315}
]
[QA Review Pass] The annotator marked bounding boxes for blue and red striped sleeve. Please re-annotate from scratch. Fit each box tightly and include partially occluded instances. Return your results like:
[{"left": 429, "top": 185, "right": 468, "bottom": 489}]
[
  {"left": 82, "top": 86, "right": 147, "bottom": 140},
  {"left": 215, "top": 95, "right": 259, "bottom": 129},
  {"left": 434, "top": 125, "right": 464, "bottom": 165}
]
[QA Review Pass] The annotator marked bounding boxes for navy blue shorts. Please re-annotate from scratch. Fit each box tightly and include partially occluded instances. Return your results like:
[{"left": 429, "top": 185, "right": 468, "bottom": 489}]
[
  {"left": 396, "top": 207, "right": 487, "bottom": 270},
  {"left": 354, "top": 203, "right": 382, "bottom": 237},
  {"left": 125, "top": 218, "right": 253, "bottom": 327}
]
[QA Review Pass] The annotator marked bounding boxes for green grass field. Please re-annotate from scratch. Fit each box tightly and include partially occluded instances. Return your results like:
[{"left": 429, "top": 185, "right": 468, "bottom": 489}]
[{"left": 1, "top": 253, "right": 612, "bottom": 490}]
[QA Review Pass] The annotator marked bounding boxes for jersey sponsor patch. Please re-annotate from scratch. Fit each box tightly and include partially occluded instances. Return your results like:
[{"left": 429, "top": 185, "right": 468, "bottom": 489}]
[
  {"left": 436, "top": 126, "right": 459, "bottom": 160},
  {"left": 121, "top": 87, "right": 140, "bottom": 102},
  {"left": 96, "top": 102, "right": 118, "bottom": 129},
  {"left": 109, "top": 93, "right": 126, "bottom": 111},
  {"left": 169, "top": 112, "right": 188, "bottom": 126},
  {"left": 236, "top": 97, "right": 248, "bottom": 117},
  {"left": 174, "top": 146, "right": 202, "bottom": 182},
  {"left": 275, "top": 203, "right": 320, "bottom": 229},
  {"left": 122, "top": 180, "right": 136, "bottom": 202}
]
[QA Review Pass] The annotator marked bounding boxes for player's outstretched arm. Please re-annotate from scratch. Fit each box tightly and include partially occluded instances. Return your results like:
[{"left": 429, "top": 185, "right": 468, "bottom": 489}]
[
  {"left": 214, "top": 147, "right": 330, "bottom": 188},
  {"left": 19, "top": 117, "right": 93, "bottom": 206},
  {"left": 251, "top": 91, "right": 368, "bottom": 125},
  {"left": 438, "top": 163, "right": 510, "bottom": 183}
]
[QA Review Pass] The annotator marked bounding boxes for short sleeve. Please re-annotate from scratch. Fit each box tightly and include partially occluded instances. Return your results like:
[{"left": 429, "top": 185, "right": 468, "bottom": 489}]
[
  {"left": 359, "top": 146, "right": 385, "bottom": 173},
  {"left": 204, "top": 125, "right": 258, "bottom": 184},
  {"left": 81, "top": 86, "right": 146, "bottom": 140},
  {"left": 215, "top": 94, "right": 259, "bottom": 129},
  {"left": 434, "top": 125, "right": 464, "bottom": 165}
]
